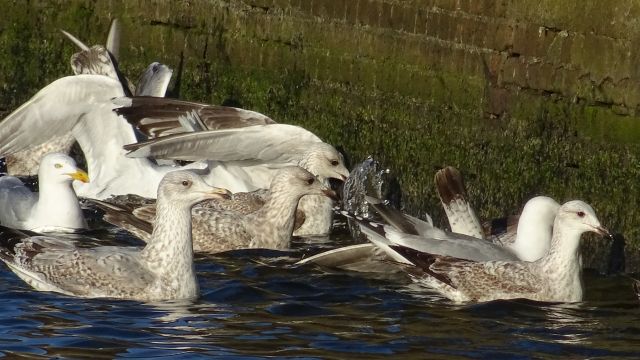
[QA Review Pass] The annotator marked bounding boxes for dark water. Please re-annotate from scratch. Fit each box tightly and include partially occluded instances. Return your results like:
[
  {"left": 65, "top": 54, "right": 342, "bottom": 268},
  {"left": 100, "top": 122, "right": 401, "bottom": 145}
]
[{"left": 1, "top": 215, "right": 639, "bottom": 359}]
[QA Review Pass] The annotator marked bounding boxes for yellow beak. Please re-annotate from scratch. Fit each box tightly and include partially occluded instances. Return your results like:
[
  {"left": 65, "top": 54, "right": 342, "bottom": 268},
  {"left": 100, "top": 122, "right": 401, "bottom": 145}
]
[{"left": 67, "top": 169, "right": 90, "bottom": 183}]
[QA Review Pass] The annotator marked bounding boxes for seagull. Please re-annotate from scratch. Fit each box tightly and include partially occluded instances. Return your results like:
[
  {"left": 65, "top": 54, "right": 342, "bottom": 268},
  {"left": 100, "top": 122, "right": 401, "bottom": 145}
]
[
  {"left": 115, "top": 97, "right": 350, "bottom": 235},
  {"left": 93, "top": 166, "right": 337, "bottom": 253},
  {"left": 297, "top": 166, "right": 559, "bottom": 268},
  {"left": 393, "top": 200, "right": 609, "bottom": 303},
  {"left": 0, "top": 153, "right": 89, "bottom": 233},
  {"left": 92, "top": 188, "right": 307, "bottom": 240},
  {"left": 0, "top": 170, "right": 231, "bottom": 301}
]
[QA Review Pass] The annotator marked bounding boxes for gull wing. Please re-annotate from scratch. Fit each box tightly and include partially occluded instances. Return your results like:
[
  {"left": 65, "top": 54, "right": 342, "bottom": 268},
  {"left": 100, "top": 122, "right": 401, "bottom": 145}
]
[
  {"left": 123, "top": 124, "right": 321, "bottom": 163},
  {"left": 0, "top": 75, "right": 124, "bottom": 156},
  {"left": 114, "top": 96, "right": 275, "bottom": 138},
  {"left": 0, "top": 226, "right": 151, "bottom": 296},
  {"left": 105, "top": 18, "right": 120, "bottom": 60}
]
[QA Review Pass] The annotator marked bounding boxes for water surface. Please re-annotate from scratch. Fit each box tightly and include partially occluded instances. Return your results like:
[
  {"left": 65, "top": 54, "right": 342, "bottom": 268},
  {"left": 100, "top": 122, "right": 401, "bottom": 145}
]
[{"left": 0, "top": 219, "right": 638, "bottom": 359}]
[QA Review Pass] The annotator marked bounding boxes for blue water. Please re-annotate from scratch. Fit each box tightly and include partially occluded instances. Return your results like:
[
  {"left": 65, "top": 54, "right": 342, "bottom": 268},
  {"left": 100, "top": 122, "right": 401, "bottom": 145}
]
[{"left": 0, "top": 217, "right": 639, "bottom": 359}]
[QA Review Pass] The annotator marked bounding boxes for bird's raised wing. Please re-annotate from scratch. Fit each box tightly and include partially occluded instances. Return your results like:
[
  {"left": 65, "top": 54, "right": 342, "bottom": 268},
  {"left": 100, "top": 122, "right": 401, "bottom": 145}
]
[
  {"left": 0, "top": 75, "right": 125, "bottom": 156},
  {"left": 124, "top": 124, "right": 321, "bottom": 164}
]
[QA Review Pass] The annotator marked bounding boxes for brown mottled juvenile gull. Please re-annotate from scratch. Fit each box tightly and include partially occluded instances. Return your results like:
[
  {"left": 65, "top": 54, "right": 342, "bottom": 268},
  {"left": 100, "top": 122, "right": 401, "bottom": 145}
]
[
  {"left": 393, "top": 200, "right": 609, "bottom": 303},
  {"left": 298, "top": 196, "right": 560, "bottom": 271},
  {"left": 0, "top": 153, "right": 89, "bottom": 233},
  {"left": 95, "top": 167, "right": 336, "bottom": 253},
  {"left": 0, "top": 170, "right": 231, "bottom": 300},
  {"left": 93, "top": 188, "right": 307, "bottom": 238}
]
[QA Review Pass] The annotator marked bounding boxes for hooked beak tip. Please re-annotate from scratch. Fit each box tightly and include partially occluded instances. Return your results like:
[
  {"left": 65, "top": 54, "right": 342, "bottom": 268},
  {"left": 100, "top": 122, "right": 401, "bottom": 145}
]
[
  {"left": 209, "top": 187, "right": 232, "bottom": 200},
  {"left": 595, "top": 226, "right": 611, "bottom": 238},
  {"left": 322, "top": 188, "right": 339, "bottom": 201}
]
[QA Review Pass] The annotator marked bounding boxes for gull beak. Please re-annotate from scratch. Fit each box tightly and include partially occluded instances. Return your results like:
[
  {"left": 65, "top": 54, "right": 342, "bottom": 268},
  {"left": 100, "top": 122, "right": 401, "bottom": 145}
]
[
  {"left": 593, "top": 225, "right": 611, "bottom": 238},
  {"left": 67, "top": 169, "right": 90, "bottom": 183},
  {"left": 206, "top": 187, "right": 232, "bottom": 200},
  {"left": 337, "top": 166, "right": 350, "bottom": 182},
  {"left": 322, "top": 188, "right": 339, "bottom": 201}
]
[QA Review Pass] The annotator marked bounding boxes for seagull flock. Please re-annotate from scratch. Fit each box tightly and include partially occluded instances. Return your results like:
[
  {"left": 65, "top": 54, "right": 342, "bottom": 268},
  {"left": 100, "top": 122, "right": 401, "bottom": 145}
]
[{"left": 0, "top": 20, "right": 624, "bottom": 304}]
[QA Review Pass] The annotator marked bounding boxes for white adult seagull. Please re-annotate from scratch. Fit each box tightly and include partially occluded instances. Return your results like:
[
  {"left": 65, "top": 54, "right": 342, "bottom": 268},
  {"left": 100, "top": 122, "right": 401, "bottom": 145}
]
[{"left": 0, "top": 153, "right": 89, "bottom": 232}]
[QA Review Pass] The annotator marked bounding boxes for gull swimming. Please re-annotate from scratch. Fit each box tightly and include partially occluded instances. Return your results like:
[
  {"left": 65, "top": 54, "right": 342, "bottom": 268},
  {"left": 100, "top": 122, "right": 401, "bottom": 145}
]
[
  {"left": 0, "top": 153, "right": 89, "bottom": 233},
  {"left": 392, "top": 200, "right": 609, "bottom": 303},
  {"left": 298, "top": 166, "right": 559, "bottom": 268},
  {"left": 94, "top": 166, "right": 337, "bottom": 253},
  {"left": 0, "top": 170, "right": 231, "bottom": 301}
]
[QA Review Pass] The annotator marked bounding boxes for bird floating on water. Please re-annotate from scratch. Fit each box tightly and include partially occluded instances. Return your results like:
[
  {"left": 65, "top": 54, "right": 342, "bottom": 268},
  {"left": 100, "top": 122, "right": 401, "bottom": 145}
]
[
  {"left": 393, "top": 200, "right": 609, "bottom": 303},
  {"left": 0, "top": 170, "right": 231, "bottom": 301},
  {"left": 94, "top": 166, "right": 337, "bottom": 253},
  {"left": 0, "top": 153, "right": 89, "bottom": 233}
]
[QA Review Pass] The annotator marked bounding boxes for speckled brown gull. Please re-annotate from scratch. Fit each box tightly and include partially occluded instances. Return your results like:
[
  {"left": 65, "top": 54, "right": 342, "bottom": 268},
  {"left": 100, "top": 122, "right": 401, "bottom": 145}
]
[
  {"left": 93, "top": 188, "right": 306, "bottom": 239},
  {"left": 95, "top": 167, "right": 336, "bottom": 253},
  {"left": 0, "top": 171, "right": 231, "bottom": 301},
  {"left": 393, "top": 200, "right": 609, "bottom": 303},
  {"left": 0, "top": 153, "right": 89, "bottom": 233},
  {"left": 298, "top": 196, "right": 560, "bottom": 269}
]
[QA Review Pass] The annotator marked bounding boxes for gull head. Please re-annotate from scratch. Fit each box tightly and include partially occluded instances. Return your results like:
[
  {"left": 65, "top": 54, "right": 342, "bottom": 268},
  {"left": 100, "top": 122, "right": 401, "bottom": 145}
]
[
  {"left": 299, "top": 143, "right": 349, "bottom": 182},
  {"left": 158, "top": 170, "right": 232, "bottom": 207},
  {"left": 556, "top": 200, "right": 609, "bottom": 237},
  {"left": 39, "top": 152, "right": 89, "bottom": 184},
  {"left": 271, "top": 166, "right": 338, "bottom": 200}
]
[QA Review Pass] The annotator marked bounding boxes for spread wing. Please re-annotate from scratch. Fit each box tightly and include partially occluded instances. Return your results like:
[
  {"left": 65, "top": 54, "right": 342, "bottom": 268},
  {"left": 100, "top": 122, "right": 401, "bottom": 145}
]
[
  {"left": 123, "top": 124, "right": 321, "bottom": 164},
  {"left": 0, "top": 75, "right": 124, "bottom": 156}
]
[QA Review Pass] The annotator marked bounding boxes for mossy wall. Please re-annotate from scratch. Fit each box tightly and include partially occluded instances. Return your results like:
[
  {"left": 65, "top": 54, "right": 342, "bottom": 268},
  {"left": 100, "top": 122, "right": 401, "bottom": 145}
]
[{"left": 1, "top": 0, "right": 639, "bottom": 270}]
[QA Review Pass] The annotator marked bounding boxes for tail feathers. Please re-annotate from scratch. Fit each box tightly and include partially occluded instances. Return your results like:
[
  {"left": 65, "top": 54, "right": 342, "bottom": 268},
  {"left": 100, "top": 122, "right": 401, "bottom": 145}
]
[
  {"left": 365, "top": 196, "right": 419, "bottom": 235},
  {"left": 0, "top": 225, "right": 38, "bottom": 259},
  {"left": 434, "top": 166, "right": 466, "bottom": 205},
  {"left": 434, "top": 166, "right": 484, "bottom": 239},
  {"left": 89, "top": 200, "right": 153, "bottom": 241},
  {"left": 390, "top": 245, "right": 456, "bottom": 288}
]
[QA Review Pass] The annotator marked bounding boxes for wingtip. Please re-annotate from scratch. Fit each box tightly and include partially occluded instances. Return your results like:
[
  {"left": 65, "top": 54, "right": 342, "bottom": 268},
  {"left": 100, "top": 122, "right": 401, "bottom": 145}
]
[
  {"left": 434, "top": 166, "right": 467, "bottom": 205},
  {"left": 60, "top": 29, "right": 90, "bottom": 51}
]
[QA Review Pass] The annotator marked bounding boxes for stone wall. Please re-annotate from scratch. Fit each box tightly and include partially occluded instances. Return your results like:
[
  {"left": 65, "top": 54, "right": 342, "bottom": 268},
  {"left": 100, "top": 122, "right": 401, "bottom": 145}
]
[{"left": 1, "top": 0, "right": 640, "bottom": 271}]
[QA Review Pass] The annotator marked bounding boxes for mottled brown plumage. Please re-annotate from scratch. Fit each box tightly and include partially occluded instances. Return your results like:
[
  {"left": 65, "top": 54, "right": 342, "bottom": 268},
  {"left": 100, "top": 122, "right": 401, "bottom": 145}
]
[
  {"left": 394, "top": 201, "right": 608, "bottom": 303},
  {"left": 0, "top": 171, "right": 231, "bottom": 300}
]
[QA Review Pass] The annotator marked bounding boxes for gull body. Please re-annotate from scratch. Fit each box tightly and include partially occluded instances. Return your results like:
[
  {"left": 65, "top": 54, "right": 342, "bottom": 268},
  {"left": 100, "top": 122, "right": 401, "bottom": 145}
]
[
  {"left": 394, "top": 200, "right": 608, "bottom": 303},
  {"left": 96, "top": 167, "right": 336, "bottom": 253},
  {"left": 0, "top": 153, "right": 89, "bottom": 232},
  {"left": 0, "top": 171, "right": 231, "bottom": 301}
]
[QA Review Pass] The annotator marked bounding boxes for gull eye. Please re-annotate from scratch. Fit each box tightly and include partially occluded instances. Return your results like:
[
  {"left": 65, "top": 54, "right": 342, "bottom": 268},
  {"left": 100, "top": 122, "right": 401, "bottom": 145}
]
[
  {"left": 577, "top": 211, "right": 585, "bottom": 218},
  {"left": 182, "top": 180, "right": 191, "bottom": 187},
  {"left": 54, "top": 163, "right": 62, "bottom": 169},
  {"left": 330, "top": 160, "right": 339, "bottom": 166},
  {"left": 307, "top": 178, "right": 315, "bottom": 185}
]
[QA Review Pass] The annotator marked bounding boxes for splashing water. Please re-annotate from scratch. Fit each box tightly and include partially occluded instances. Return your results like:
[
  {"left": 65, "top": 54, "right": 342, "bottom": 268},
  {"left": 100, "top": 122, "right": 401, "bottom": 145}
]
[{"left": 340, "top": 156, "right": 403, "bottom": 240}]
